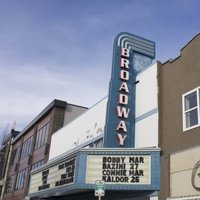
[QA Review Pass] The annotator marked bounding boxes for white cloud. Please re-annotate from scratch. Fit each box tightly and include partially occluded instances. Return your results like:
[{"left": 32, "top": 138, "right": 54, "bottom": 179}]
[{"left": 0, "top": 63, "right": 109, "bottom": 133}]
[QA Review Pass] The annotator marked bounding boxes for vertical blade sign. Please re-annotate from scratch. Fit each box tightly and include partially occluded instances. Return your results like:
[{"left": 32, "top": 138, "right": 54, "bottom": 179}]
[{"left": 104, "top": 32, "right": 155, "bottom": 148}]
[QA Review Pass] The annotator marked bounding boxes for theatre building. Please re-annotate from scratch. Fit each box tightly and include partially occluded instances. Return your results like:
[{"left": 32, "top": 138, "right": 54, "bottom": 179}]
[
  {"left": 2, "top": 32, "right": 200, "bottom": 200},
  {"left": 27, "top": 33, "right": 161, "bottom": 200},
  {"left": 159, "top": 33, "right": 200, "bottom": 200},
  {"left": 2, "top": 100, "right": 87, "bottom": 200}
]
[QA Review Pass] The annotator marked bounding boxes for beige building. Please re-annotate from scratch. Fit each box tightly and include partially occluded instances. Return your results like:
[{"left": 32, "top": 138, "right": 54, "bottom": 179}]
[{"left": 159, "top": 33, "right": 200, "bottom": 200}]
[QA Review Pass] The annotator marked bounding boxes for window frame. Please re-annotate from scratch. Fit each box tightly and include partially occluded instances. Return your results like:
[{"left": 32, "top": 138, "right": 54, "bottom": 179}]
[
  {"left": 34, "top": 123, "right": 49, "bottom": 150},
  {"left": 6, "top": 175, "right": 15, "bottom": 193},
  {"left": 182, "top": 87, "right": 200, "bottom": 131},
  {"left": 20, "top": 136, "right": 33, "bottom": 160},
  {"left": 10, "top": 146, "right": 21, "bottom": 165},
  {"left": 31, "top": 159, "right": 44, "bottom": 171},
  {"left": 15, "top": 168, "right": 28, "bottom": 190}
]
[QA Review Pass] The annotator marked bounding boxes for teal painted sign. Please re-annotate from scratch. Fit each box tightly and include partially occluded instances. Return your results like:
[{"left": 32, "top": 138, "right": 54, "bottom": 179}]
[{"left": 104, "top": 32, "right": 155, "bottom": 148}]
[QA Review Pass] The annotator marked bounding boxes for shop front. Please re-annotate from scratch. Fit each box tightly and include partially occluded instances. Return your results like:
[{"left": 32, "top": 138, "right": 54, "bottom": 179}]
[{"left": 166, "top": 146, "right": 200, "bottom": 200}]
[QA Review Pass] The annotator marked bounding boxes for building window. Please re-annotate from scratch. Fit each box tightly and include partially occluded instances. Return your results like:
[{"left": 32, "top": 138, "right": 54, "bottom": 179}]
[
  {"left": 6, "top": 175, "right": 15, "bottom": 193},
  {"left": 15, "top": 168, "right": 28, "bottom": 190},
  {"left": 21, "top": 137, "right": 33, "bottom": 160},
  {"left": 31, "top": 160, "right": 44, "bottom": 171},
  {"left": 35, "top": 123, "right": 49, "bottom": 150},
  {"left": 183, "top": 88, "right": 200, "bottom": 130},
  {"left": 10, "top": 146, "right": 20, "bottom": 165},
  {"left": 0, "top": 186, "right": 2, "bottom": 197},
  {"left": 90, "top": 139, "right": 103, "bottom": 148}
]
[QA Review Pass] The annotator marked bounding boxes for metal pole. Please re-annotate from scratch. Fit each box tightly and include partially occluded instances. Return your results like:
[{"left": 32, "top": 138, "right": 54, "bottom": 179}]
[{"left": 98, "top": 195, "right": 101, "bottom": 200}]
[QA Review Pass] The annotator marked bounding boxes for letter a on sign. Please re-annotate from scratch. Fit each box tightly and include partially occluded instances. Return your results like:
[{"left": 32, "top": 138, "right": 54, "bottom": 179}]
[
  {"left": 119, "top": 82, "right": 129, "bottom": 93},
  {"left": 116, "top": 120, "right": 127, "bottom": 132}
]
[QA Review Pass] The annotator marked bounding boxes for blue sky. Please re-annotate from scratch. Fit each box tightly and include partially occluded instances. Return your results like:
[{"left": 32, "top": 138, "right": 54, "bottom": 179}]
[{"left": 0, "top": 0, "right": 200, "bottom": 136}]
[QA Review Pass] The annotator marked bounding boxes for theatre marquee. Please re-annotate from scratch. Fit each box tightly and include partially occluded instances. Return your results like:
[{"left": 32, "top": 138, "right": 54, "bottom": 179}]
[{"left": 28, "top": 148, "right": 160, "bottom": 199}]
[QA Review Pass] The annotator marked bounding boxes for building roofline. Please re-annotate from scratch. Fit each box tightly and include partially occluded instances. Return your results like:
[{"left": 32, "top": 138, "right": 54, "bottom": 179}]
[
  {"left": 162, "top": 32, "right": 200, "bottom": 65},
  {"left": 181, "top": 32, "right": 200, "bottom": 50},
  {"left": 2, "top": 130, "right": 20, "bottom": 144},
  {"left": 12, "top": 99, "right": 67, "bottom": 144},
  {"left": 67, "top": 103, "right": 88, "bottom": 109}
]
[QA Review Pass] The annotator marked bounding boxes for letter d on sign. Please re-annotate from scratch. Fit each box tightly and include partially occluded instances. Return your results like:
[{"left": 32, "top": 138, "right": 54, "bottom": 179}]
[{"left": 119, "top": 94, "right": 128, "bottom": 105}]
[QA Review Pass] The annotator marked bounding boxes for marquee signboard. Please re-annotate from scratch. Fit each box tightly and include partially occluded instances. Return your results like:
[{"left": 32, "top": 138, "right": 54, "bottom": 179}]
[
  {"left": 29, "top": 158, "right": 76, "bottom": 194},
  {"left": 104, "top": 32, "right": 155, "bottom": 148},
  {"left": 85, "top": 155, "right": 151, "bottom": 184},
  {"left": 28, "top": 148, "right": 160, "bottom": 199}
]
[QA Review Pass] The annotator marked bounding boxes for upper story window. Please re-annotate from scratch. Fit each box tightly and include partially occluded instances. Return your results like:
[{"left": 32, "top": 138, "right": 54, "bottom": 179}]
[
  {"left": 21, "top": 137, "right": 33, "bottom": 160},
  {"left": 183, "top": 87, "right": 200, "bottom": 131},
  {"left": 15, "top": 168, "right": 28, "bottom": 190},
  {"left": 35, "top": 123, "right": 49, "bottom": 150},
  {"left": 6, "top": 175, "right": 15, "bottom": 193},
  {"left": 10, "top": 146, "right": 21, "bottom": 165},
  {"left": 31, "top": 159, "right": 44, "bottom": 171}
]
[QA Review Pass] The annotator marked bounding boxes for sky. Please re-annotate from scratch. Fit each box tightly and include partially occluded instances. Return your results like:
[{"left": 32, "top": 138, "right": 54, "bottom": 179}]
[{"left": 0, "top": 0, "right": 200, "bottom": 137}]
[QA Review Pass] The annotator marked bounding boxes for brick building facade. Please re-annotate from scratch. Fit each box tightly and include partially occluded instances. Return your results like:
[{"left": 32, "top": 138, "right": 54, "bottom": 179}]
[{"left": 1, "top": 99, "right": 87, "bottom": 200}]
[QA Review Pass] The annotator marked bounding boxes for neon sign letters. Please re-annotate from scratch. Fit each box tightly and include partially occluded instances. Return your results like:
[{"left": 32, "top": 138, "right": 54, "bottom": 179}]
[
  {"left": 104, "top": 32, "right": 155, "bottom": 148},
  {"left": 116, "top": 47, "right": 131, "bottom": 145}
]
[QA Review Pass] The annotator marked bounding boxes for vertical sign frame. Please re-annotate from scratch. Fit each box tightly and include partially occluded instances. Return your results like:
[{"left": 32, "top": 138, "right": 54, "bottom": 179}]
[{"left": 104, "top": 32, "right": 155, "bottom": 148}]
